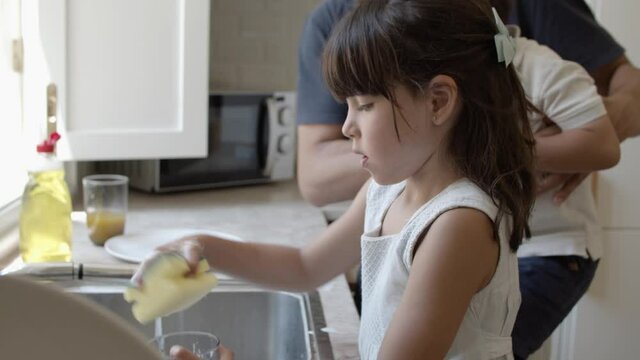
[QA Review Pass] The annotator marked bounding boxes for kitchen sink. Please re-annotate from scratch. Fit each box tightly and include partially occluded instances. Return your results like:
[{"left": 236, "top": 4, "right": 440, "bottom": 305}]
[{"left": 4, "top": 263, "right": 333, "bottom": 360}]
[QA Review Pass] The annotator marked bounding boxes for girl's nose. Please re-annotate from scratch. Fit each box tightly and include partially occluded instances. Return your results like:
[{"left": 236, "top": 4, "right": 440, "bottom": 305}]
[{"left": 342, "top": 110, "right": 358, "bottom": 139}]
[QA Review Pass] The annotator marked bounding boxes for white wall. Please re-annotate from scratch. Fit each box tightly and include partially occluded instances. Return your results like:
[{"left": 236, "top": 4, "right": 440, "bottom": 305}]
[
  {"left": 210, "top": 0, "right": 322, "bottom": 92},
  {"left": 588, "top": 0, "right": 640, "bottom": 63},
  {"left": 585, "top": 0, "right": 640, "bottom": 228}
]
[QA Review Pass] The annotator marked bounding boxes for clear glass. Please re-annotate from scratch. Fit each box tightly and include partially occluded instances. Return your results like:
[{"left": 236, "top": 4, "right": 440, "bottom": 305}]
[
  {"left": 82, "top": 174, "right": 128, "bottom": 245},
  {"left": 150, "top": 331, "right": 220, "bottom": 360}
]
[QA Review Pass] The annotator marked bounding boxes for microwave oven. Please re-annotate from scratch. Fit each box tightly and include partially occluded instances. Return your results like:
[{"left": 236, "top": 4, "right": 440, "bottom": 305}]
[{"left": 101, "top": 92, "right": 296, "bottom": 193}]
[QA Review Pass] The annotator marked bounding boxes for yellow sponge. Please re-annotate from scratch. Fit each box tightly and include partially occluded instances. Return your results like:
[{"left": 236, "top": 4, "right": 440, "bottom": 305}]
[{"left": 124, "top": 254, "right": 218, "bottom": 324}]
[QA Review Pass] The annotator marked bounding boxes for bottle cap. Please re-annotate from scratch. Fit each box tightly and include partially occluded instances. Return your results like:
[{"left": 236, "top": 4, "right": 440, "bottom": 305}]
[{"left": 36, "top": 132, "right": 61, "bottom": 153}]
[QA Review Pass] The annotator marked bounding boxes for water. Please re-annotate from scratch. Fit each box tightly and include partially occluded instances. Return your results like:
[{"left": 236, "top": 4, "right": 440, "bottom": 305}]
[
  {"left": 155, "top": 317, "right": 163, "bottom": 339},
  {"left": 153, "top": 317, "right": 166, "bottom": 358}
]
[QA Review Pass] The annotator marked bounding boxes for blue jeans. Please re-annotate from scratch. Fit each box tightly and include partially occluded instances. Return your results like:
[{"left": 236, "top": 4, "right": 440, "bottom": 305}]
[{"left": 512, "top": 256, "right": 599, "bottom": 359}]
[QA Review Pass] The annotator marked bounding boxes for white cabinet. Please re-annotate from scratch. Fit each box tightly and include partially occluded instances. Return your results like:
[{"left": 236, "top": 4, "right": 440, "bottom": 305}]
[
  {"left": 570, "top": 230, "right": 640, "bottom": 359},
  {"left": 529, "top": 230, "right": 640, "bottom": 360},
  {"left": 21, "top": 0, "right": 210, "bottom": 161}
]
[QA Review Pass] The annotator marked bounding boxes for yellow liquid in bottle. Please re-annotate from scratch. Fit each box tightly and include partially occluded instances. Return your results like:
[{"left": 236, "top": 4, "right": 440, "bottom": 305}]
[
  {"left": 86, "top": 210, "right": 126, "bottom": 245},
  {"left": 19, "top": 169, "right": 72, "bottom": 263}
]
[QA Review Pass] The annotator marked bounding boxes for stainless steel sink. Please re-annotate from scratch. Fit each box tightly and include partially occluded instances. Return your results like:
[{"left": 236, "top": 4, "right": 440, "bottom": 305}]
[{"left": 5, "top": 263, "right": 333, "bottom": 360}]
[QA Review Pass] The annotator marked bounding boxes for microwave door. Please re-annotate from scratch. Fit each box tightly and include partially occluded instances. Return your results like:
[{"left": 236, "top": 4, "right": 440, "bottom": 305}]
[
  {"left": 157, "top": 95, "right": 268, "bottom": 191},
  {"left": 261, "top": 96, "right": 279, "bottom": 177},
  {"left": 204, "top": 94, "right": 268, "bottom": 184}
]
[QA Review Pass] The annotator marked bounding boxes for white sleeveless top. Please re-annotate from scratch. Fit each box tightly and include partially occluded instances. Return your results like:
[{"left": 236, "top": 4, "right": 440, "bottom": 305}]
[{"left": 359, "top": 179, "right": 520, "bottom": 360}]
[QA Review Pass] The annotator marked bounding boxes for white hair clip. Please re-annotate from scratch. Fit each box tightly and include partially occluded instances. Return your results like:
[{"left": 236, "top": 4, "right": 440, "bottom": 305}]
[{"left": 492, "top": 7, "right": 516, "bottom": 67}]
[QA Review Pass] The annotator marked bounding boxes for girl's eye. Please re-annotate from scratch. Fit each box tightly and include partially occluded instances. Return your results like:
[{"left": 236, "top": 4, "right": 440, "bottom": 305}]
[{"left": 358, "top": 103, "right": 374, "bottom": 111}]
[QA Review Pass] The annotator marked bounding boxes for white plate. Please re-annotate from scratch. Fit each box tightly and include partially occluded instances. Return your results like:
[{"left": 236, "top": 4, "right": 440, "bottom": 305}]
[{"left": 104, "top": 228, "right": 243, "bottom": 263}]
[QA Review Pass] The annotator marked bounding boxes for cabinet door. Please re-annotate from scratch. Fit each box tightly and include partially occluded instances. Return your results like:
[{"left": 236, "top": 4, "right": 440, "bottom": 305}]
[
  {"left": 531, "top": 230, "right": 640, "bottom": 360},
  {"left": 569, "top": 230, "right": 640, "bottom": 359},
  {"left": 21, "top": 0, "right": 210, "bottom": 161}
]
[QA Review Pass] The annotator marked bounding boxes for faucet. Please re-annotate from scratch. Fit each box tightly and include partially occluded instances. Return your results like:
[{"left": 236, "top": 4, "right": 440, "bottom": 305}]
[{"left": 1, "top": 262, "right": 137, "bottom": 280}]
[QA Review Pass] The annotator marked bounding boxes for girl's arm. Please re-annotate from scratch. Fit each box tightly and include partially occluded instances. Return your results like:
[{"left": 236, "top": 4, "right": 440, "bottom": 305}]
[
  {"left": 135, "top": 180, "right": 368, "bottom": 292},
  {"left": 377, "top": 208, "right": 499, "bottom": 359},
  {"left": 534, "top": 114, "right": 620, "bottom": 173}
]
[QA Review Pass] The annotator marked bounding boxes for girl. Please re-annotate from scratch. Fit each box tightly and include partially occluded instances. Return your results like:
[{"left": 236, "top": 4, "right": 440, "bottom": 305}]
[{"left": 135, "top": 0, "right": 536, "bottom": 358}]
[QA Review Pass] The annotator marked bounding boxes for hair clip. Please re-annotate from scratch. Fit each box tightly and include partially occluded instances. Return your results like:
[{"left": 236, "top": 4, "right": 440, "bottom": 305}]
[{"left": 492, "top": 7, "right": 516, "bottom": 67}]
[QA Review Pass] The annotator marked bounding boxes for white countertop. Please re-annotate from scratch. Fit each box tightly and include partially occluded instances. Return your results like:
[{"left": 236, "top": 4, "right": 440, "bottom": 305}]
[{"left": 70, "top": 180, "right": 360, "bottom": 359}]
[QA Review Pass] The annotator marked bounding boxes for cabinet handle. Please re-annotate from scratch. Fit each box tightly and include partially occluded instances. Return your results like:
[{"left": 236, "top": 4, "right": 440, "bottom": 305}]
[
  {"left": 12, "top": 39, "right": 23, "bottom": 73},
  {"left": 47, "top": 83, "right": 57, "bottom": 136}
]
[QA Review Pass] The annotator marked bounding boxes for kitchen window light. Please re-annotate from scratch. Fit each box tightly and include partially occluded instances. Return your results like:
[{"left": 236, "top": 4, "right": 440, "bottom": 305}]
[{"left": 0, "top": 0, "right": 26, "bottom": 234}]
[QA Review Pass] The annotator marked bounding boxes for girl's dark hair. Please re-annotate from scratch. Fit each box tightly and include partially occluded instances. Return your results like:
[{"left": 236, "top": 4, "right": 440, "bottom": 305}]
[{"left": 322, "top": 0, "right": 535, "bottom": 251}]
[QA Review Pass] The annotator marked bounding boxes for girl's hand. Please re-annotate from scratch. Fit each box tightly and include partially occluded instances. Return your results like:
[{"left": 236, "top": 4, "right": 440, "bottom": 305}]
[
  {"left": 169, "top": 344, "right": 234, "bottom": 360},
  {"left": 536, "top": 172, "right": 589, "bottom": 204},
  {"left": 533, "top": 122, "right": 589, "bottom": 203},
  {"left": 534, "top": 121, "right": 561, "bottom": 138},
  {"left": 535, "top": 171, "right": 565, "bottom": 194},
  {"left": 131, "top": 235, "right": 205, "bottom": 287}
]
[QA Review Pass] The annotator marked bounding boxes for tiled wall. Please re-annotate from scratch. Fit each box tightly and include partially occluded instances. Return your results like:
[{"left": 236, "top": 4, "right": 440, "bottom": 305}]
[{"left": 210, "top": 0, "right": 322, "bottom": 92}]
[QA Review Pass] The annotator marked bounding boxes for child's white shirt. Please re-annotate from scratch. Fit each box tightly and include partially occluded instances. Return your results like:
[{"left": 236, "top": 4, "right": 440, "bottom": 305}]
[
  {"left": 511, "top": 27, "right": 607, "bottom": 259},
  {"left": 359, "top": 179, "right": 520, "bottom": 360}
]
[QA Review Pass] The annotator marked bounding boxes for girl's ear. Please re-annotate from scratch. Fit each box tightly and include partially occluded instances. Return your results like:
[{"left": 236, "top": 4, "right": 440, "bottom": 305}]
[{"left": 427, "top": 75, "right": 459, "bottom": 126}]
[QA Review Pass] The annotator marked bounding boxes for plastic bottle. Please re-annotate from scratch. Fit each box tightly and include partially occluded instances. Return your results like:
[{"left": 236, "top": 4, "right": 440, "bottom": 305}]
[{"left": 19, "top": 132, "right": 72, "bottom": 263}]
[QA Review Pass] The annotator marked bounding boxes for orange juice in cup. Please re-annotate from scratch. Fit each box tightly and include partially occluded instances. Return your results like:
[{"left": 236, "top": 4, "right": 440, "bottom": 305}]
[
  {"left": 83, "top": 175, "right": 128, "bottom": 246},
  {"left": 86, "top": 210, "right": 126, "bottom": 245}
]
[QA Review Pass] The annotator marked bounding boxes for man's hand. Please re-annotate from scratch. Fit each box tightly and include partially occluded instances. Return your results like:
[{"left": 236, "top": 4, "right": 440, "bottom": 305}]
[
  {"left": 595, "top": 56, "right": 640, "bottom": 141},
  {"left": 604, "top": 90, "right": 640, "bottom": 142}
]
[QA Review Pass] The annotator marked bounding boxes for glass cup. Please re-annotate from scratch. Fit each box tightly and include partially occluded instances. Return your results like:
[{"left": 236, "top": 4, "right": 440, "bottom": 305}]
[
  {"left": 150, "top": 331, "right": 220, "bottom": 360},
  {"left": 82, "top": 174, "right": 128, "bottom": 246}
]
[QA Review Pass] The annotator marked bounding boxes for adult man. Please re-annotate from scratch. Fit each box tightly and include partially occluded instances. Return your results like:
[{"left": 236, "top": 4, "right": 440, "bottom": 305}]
[
  {"left": 295, "top": 0, "right": 640, "bottom": 358},
  {"left": 297, "top": 0, "right": 639, "bottom": 208}
]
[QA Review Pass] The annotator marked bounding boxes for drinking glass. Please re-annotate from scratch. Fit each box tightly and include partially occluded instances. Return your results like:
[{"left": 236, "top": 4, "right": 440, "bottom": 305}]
[
  {"left": 150, "top": 331, "right": 220, "bottom": 360},
  {"left": 82, "top": 174, "right": 128, "bottom": 245}
]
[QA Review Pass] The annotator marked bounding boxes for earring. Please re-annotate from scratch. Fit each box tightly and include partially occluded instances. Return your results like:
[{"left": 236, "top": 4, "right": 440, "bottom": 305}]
[{"left": 433, "top": 113, "right": 438, "bottom": 123}]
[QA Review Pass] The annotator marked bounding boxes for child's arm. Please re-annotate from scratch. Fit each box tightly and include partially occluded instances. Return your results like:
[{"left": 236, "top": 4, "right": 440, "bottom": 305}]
[
  {"left": 134, "top": 180, "right": 369, "bottom": 292},
  {"left": 201, "top": 183, "right": 365, "bottom": 290},
  {"left": 377, "top": 208, "right": 499, "bottom": 359},
  {"left": 534, "top": 114, "right": 620, "bottom": 173},
  {"left": 516, "top": 37, "right": 621, "bottom": 174}
]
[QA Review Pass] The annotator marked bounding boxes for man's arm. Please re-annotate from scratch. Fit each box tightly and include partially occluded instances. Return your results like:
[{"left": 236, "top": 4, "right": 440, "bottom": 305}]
[
  {"left": 297, "top": 124, "right": 369, "bottom": 206},
  {"left": 597, "top": 55, "right": 640, "bottom": 141},
  {"left": 294, "top": 3, "right": 367, "bottom": 206}
]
